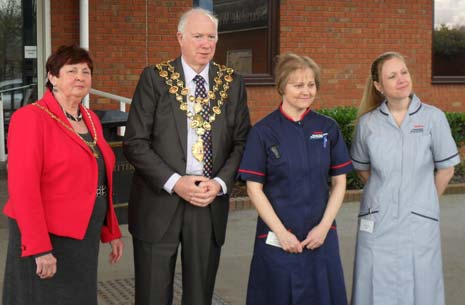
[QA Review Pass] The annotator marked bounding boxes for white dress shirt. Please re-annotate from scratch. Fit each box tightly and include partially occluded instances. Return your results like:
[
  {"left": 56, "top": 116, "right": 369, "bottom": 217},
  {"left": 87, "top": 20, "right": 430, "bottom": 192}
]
[{"left": 163, "top": 57, "right": 227, "bottom": 195}]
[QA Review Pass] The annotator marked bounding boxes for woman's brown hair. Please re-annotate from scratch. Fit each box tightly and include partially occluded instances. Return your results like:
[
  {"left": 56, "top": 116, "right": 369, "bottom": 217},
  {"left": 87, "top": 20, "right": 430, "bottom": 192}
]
[
  {"left": 275, "top": 52, "right": 321, "bottom": 96},
  {"left": 45, "top": 45, "right": 93, "bottom": 91}
]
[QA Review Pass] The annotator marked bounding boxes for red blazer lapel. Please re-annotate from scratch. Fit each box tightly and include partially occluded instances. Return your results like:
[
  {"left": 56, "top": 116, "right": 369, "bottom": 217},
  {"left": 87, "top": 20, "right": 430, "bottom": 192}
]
[{"left": 40, "top": 90, "right": 94, "bottom": 157}]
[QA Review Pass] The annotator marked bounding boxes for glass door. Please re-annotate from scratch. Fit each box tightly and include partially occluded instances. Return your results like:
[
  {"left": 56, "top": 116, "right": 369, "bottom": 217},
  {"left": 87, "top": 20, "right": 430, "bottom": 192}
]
[{"left": 0, "top": 0, "right": 38, "bottom": 118}]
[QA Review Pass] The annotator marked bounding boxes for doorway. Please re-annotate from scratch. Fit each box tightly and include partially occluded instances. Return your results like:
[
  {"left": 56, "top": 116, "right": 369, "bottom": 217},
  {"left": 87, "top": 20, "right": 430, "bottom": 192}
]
[{"left": 0, "top": 0, "right": 38, "bottom": 118}]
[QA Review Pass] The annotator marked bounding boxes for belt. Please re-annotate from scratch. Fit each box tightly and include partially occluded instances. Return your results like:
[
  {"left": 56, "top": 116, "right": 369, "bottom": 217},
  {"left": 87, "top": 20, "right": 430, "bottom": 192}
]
[{"left": 96, "top": 185, "right": 108, "bottom": 197}]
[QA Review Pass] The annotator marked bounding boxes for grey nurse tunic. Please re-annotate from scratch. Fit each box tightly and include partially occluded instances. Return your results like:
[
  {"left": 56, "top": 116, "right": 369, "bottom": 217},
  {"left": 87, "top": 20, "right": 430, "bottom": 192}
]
[{"left": 350, "top": 94, "right": 460, "bottom": 305}]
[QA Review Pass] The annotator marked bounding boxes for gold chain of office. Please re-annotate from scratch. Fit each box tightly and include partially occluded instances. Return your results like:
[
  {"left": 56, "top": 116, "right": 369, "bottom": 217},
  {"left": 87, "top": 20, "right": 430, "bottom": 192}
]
[
  {"left": 32, "top": 102, "right": 100, "bottom": 158},
  {"left": 155, "top": 60, "right": 234, "bottom": 161}
]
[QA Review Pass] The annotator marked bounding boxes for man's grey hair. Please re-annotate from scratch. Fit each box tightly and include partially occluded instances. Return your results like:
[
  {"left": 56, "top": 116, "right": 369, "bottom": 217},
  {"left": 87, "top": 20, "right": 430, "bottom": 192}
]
[{"left": 177, "top": 7, "right": 219, "bottom": 34}]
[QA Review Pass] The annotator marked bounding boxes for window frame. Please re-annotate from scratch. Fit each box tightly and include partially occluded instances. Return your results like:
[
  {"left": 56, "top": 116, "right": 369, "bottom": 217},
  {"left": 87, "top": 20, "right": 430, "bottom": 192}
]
[
  {"left": 208, "top": 0, "right": 279, "bottom": 86},
  {"left": 236, "top": 0, "right": 279, "bottom": 86},
  {"left": 431, "top": 1, "right": 465, "bottom": 84}
]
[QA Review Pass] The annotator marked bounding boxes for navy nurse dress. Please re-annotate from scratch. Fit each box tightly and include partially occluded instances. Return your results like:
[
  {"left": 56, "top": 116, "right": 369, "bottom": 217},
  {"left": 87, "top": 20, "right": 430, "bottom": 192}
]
[{"left": 238, "top": 106, "right": 353, "bottom": 305}]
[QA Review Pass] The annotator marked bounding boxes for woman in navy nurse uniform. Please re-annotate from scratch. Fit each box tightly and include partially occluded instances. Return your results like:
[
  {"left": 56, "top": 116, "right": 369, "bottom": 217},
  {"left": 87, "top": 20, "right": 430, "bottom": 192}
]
[{"left": 238, "top": 53, "right": 353, "bottom": 305}]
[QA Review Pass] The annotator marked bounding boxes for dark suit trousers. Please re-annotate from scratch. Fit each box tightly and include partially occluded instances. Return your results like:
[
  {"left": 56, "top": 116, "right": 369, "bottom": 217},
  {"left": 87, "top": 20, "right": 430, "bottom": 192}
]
[{"left": 133, "top": 200, "right": 221, "bottom": 305}]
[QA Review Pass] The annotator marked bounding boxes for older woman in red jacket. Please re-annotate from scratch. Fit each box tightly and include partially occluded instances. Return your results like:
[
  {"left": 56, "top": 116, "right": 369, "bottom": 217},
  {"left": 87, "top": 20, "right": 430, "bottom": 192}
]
[{"left": 2, "top": 45, "right": 124, "bottom": 305}]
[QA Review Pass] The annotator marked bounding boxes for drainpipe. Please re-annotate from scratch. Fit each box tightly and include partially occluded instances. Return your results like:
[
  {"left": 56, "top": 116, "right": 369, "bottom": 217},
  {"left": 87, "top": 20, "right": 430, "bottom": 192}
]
[{"left": 80, "top": 0, "right": 90, "bottom": 107}]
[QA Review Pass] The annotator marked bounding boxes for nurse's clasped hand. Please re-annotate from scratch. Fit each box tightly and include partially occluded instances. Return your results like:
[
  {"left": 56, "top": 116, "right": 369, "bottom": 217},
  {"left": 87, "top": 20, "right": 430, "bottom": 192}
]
[
  {"left": 301, "top": 223, "right": 329, "bottom": 250},
  {"left": 276, "top": 224, "right": 329, "bottom": 253},
  {"left": 276, "top": 230, "right": 303, "bottom": 253}
]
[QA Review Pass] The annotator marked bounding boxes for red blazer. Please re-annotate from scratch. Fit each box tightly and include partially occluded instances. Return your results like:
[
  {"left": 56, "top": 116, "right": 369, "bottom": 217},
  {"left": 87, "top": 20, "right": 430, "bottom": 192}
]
[{"left": 3, "top": 90, "right": 122, "bottom": 257}]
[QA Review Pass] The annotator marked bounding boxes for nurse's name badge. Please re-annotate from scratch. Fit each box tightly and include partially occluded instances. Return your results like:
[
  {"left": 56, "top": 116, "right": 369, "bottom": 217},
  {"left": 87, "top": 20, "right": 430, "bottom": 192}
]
[{"left": 359, "top": 218, "right": 374, "bottom": 233}]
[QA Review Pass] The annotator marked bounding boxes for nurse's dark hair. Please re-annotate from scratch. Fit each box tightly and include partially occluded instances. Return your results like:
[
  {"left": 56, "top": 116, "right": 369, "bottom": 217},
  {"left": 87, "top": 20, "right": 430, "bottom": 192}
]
[
  {"left": 357, "top": 51, "right": 406, "bottom": 120},
  {"left": 45, "top": 45, "right": 93, "bottom": 92},
  {"left": 275, "top": 53, "right": 321, "bottom": 96}
]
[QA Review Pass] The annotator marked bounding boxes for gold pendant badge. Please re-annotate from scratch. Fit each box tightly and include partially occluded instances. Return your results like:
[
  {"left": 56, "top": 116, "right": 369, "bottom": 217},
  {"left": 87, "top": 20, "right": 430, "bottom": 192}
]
[
  {"left": 155, "top": 60, "right": 235, "bottom": 157},
  {"left": 88, "top": 143, "right": 100, "bottom": 158},
  {"left": 192, "top": 139, "right": 204, "bottom": 161}
]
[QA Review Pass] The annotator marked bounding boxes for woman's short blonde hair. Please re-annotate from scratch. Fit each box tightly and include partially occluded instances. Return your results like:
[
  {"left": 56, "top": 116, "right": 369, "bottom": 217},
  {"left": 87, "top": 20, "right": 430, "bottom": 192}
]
[{"left": 275, "top": 53, "right": 321, "bottom": 96}]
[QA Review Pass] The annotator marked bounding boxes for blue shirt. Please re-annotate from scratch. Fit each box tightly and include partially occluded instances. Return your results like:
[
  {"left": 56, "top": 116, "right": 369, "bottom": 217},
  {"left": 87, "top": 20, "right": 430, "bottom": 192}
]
[{"left": 163, "top": 57, "right": 226, "bottom": 194}]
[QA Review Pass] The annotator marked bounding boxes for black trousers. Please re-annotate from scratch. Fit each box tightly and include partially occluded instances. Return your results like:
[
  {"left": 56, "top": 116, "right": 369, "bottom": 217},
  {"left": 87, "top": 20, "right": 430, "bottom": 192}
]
[{"left": 133, "top": 200, "right": 221, "bottom": 305}]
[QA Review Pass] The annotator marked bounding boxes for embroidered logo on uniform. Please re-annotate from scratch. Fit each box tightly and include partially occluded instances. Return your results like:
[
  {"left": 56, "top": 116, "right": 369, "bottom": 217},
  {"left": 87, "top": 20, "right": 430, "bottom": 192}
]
[
  {"left": 309, "top": 131, "right": 328, "bottom": 140},
  {"left": 410, "top": 124, "right": 424, "bottom": 134},
  {"left": 310, "top": 131, "right": 329, "bottom": 148}
]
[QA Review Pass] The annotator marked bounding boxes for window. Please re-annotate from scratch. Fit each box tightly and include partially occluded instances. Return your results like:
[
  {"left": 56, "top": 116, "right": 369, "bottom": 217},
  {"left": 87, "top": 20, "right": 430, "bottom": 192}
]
[
  {"left": 433, "top": 0, "right": 465, "bottom": 83},
  {"left": 196, "top": 0, "right": 279, "bottom": 85}
]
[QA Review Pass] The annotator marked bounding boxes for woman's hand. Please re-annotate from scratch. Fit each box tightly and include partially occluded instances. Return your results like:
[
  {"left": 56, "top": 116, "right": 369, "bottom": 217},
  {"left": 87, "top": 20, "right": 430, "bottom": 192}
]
[
  {"left": 301, "top": 174, "right": 346, "bottom": 250},
  {"left": 246, "top": 181, "right": 302, "bottom": 254},
  {"left": 35, "top": 253, "right": 57, "bottom": 279},
  {"left": 301, "top": 224, "right": 330, "bottom": 250},
  {"left": 276, "top": 230, "right": 303, "bottom": 254},
  {"left": 109, "top": 238, "right": 124, "bottom": 264},
  {"left": 435, "top": 166, "right": 455, "bottom": 196}
]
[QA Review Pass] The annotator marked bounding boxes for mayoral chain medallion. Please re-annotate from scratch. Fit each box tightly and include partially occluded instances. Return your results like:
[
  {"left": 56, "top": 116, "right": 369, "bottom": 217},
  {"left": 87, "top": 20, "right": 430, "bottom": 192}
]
[{"left": 155, "top": 60, "right": 234, "bottom": 162}]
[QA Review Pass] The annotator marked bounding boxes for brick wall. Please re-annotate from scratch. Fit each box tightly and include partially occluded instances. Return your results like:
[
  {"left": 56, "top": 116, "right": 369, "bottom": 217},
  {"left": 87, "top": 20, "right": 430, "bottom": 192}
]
[
  {"left": 279, "top": 0, "right": 436, "bottom": 110},
  {"left": 51, "top": 0, "right": 191, "bottom": 110},
  {"left": 51, "top": 1, "right": 79, "bottom": 50},
  {"left": 50, "top": 0, "right": 465, "bottom": 122}
]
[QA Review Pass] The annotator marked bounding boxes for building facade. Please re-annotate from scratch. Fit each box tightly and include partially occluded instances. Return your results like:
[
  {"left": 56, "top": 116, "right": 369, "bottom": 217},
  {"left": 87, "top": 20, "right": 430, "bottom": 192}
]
[{"left": 2, "top": 0, "right": 465, "bottom": 125}]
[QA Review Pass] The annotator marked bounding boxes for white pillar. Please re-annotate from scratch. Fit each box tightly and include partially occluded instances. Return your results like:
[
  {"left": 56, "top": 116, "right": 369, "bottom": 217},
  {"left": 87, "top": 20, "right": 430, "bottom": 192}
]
[
  {"left": 45, "top": 0, "right": 51, "bottom": 59},
  {"left": 37, "top": 0, "right": 52, "bottom": 98},
  {"left": 80, "top": 0, "right": 90, "bottom": 107}
]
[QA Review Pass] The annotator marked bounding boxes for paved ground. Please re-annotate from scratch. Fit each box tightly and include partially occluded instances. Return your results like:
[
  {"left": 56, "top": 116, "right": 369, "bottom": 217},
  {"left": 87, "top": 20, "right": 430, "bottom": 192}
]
[{"left": 0, "top": 163, "right": 464, "bottom": 304}]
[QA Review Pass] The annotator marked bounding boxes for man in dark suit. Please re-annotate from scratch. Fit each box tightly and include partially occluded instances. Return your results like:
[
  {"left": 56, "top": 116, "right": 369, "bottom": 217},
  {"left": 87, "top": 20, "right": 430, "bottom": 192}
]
[{"left": 123, "top": 7, "right": 250, "bottom": 305}]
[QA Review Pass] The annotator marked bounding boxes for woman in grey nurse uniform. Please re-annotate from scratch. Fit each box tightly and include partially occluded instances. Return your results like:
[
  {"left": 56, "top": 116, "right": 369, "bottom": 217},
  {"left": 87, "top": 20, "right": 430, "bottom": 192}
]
[{"left": 350, "top": 52, "right": 460, "bottom": 305}]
